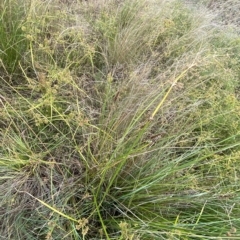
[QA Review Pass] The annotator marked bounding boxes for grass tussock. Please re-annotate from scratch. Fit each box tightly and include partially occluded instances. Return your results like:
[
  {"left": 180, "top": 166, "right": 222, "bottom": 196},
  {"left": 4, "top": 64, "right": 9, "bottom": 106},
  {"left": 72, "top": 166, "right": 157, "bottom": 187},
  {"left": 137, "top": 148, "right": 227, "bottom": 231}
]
[{"left": 1, "top": 0, "right": 240, "bottom": 239}]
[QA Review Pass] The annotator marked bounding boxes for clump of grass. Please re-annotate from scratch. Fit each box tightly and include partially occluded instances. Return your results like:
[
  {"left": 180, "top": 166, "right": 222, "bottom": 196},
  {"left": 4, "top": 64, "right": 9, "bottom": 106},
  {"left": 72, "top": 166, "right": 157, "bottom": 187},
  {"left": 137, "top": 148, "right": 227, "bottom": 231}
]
[
  {"left": 0, "top": 0, "right": 29, "bottom": 74},
  {"left": 1, "top": 0, "right": 240, "bottom": 239}
]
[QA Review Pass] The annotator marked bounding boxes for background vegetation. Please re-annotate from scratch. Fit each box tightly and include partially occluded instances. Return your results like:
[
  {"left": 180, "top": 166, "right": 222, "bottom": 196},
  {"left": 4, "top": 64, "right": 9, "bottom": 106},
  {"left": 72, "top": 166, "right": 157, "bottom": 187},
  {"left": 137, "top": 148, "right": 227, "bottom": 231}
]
[{"left": 1, "top": 0, "right": 240, "bottom": 239}]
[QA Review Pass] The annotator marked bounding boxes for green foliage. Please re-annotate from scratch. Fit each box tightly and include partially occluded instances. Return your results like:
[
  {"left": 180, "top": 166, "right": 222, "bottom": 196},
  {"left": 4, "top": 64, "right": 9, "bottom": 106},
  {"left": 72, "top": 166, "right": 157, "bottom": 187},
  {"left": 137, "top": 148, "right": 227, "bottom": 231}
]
[
  {"left": 1, "top": 0, "right": 240, "bottom": 239},
  {"left": 0, "top": 0, "right": 29, "bottom": 74}
]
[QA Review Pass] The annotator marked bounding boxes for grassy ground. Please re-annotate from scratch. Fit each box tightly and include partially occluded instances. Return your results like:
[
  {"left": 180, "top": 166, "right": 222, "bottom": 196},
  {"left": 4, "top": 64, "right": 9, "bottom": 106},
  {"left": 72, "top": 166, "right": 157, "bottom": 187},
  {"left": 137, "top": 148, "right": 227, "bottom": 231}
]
[
  {"left": 1, "top": 0, "right": 240, "bottom": 239},
  {"left": 201, "top": 0, "right": 240, "bottom": 31}
]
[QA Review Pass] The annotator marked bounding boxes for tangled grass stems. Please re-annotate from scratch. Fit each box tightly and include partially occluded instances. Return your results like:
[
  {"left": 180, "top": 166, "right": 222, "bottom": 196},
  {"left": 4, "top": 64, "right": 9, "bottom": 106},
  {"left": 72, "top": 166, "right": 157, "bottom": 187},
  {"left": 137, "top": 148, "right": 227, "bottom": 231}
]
[{"left": 1, "top": 0, "right": 240, "bottom": 239}]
